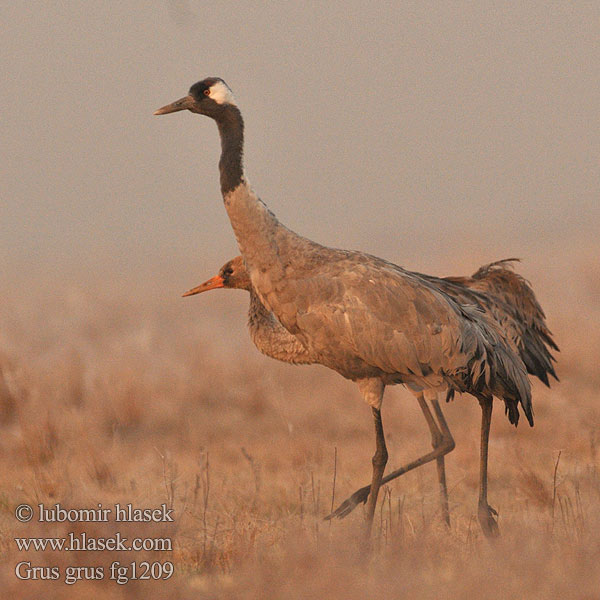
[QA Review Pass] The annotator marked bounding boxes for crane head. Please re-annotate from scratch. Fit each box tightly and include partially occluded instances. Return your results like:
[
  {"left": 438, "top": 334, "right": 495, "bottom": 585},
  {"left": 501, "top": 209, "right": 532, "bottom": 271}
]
[
  {"left": 154, "top": 77, "right": 236, "bottom": 118},
  {"left": 182, "top": 256, "right": 251, "bottom": 297}
]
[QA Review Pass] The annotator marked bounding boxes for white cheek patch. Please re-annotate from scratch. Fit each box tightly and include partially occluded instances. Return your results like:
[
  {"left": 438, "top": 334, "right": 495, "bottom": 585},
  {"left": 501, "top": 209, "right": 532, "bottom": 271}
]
[{"left": 208, "top": 81, "right": 236, "bottom": 105}]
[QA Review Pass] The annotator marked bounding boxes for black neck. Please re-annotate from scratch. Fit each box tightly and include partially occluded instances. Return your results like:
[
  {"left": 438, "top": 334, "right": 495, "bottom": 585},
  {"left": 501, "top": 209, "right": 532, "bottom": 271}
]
[{"left": 216, "top": 105, "right": 245, "bottom": 195}]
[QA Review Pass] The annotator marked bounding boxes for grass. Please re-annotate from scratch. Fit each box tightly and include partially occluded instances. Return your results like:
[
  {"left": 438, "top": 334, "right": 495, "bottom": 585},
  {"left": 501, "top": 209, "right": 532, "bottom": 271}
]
[{"left": 0, "top": 246, "right": 598, "bottom": 598}]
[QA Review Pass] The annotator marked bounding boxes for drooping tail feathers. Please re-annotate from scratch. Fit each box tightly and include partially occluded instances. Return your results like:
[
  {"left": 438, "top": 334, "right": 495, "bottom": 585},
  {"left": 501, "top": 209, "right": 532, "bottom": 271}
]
[
  {"left": 447, "top": 302, "right": 533, "bottom": 427},
  {"left": 470, "top": 258, "right": 559, "bottom": 385},
  {"left": 441, "top": 258, "right": 559, "bottom": 390}
]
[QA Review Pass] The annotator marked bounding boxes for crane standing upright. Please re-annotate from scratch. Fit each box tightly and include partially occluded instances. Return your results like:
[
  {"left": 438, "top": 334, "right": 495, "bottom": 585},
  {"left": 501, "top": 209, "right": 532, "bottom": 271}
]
[{"left": 155, "top": 78, "right": 536, "bottom": 537}]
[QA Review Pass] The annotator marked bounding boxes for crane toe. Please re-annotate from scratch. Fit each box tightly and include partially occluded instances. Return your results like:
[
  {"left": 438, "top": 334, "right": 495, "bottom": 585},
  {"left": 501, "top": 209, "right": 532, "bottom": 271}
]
[
  {"left": 478, "top": 502, "right": 500, "bottom": 538},
  {"left": 324, "top": 485, "right": 371, "bottom": 520}
]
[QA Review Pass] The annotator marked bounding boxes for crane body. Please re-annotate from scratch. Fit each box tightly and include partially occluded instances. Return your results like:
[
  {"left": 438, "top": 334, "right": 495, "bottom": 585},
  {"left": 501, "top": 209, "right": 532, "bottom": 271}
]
[{"left": 155, "top": 78, "right": 543, "bottom": 536}]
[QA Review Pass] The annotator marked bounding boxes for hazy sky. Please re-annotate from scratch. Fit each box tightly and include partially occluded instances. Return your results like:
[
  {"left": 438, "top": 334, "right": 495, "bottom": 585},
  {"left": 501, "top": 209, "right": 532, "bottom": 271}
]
[{"left": 2, "top": 1, "right": 598, "bottom": 286}]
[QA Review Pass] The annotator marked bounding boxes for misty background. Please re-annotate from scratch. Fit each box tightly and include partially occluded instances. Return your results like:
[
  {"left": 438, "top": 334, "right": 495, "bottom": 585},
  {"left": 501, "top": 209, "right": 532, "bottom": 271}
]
[
  {"left": 2, "top": 6, "right": 600, "bottom": 597},
  {"left": 2, "top": 1, "right": 598, "bottom": 302}
]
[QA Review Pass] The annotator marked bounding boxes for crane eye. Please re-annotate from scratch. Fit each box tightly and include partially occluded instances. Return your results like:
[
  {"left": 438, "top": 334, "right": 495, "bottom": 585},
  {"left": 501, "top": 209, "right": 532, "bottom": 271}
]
[{"left": 203, "top": 89, "right": 211, "bottom": 96}]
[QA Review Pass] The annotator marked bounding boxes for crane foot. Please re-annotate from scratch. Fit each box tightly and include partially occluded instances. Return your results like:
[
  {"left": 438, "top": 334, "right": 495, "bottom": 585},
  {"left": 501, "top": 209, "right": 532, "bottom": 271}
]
[
  {"left": 478, "top": 502, "right": 500, "bottom": 538},
  {"left": 324, "top": 484, "right": 371, "bottom": 520}
]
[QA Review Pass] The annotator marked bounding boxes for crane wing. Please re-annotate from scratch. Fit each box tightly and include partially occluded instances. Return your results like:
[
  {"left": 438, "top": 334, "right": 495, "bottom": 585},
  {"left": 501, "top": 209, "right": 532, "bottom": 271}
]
[
  {"left": 272, "top": 263, "right": 478, "bottom": 385},
  {"left": 260, "top": 251, "right": 532, "bottom": 425}
]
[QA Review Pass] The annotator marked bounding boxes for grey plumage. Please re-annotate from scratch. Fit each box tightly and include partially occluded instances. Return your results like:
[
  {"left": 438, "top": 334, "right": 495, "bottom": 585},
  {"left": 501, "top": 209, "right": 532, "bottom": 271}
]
[
  {"left": 156, "top": 77, "right": 545, "bottom": 537},
  {"left": 186, "top": 253, "right": 558, "bottom": 534},
  {"left": 441, "top": 259, "right": 558, "bottom": 387},
  {"left": 327, "top": 258, "right": 558, "bottom": 527}
]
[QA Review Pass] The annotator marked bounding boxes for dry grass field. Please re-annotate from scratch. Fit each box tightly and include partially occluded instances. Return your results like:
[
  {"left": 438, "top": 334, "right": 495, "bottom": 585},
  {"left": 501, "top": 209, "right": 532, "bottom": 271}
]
[{"left": 0, "top": 243, "right": 598, "bottom": 599}]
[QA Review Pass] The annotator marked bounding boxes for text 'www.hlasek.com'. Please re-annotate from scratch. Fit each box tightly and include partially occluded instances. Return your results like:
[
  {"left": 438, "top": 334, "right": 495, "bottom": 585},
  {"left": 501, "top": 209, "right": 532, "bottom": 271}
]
[{"left": 13, "top": 503, "right": 175, "bottom": 585}]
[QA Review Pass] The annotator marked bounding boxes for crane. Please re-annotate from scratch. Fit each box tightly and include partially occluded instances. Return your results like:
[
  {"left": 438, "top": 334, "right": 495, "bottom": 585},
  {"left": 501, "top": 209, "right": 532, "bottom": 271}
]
[
  {"left": 183, "top": 256, "right": 557, "bottom": 535},
  {"left": 155, "top": 78, "right": 533, "bottom": 537}
]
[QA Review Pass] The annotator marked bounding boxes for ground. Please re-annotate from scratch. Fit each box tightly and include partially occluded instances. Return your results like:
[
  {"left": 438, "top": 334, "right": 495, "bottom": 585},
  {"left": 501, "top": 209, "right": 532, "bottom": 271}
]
[{"left": 0, "top": 246, "right": 598, "bottom": 599}]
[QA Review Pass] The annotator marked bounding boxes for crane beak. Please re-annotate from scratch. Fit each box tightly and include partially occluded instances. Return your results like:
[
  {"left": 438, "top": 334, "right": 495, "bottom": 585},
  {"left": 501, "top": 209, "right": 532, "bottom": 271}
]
[
  {"left": 182, "top": 275, "right": 225, "bottom": 297},
  {"left": 154, "top": 95, "right": 195, "bottom": 115}
]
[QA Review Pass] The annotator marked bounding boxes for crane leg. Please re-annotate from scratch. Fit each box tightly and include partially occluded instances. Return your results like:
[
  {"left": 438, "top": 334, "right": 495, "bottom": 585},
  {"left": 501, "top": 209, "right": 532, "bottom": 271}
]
[
  {"left": 364, "top": 406, "right": 388, "bottom": 536},
  {"left": 432, "top": 396, "right": 456, "bottom": 525},
  {"left": 326, "top": 393, "right": 455, "bottom": 521},
  {"left": 424, "top": 394, "right": 455, "bottom": 527},
  {"left": 477, "top": 397, "right": 499, "bottom": 538}
]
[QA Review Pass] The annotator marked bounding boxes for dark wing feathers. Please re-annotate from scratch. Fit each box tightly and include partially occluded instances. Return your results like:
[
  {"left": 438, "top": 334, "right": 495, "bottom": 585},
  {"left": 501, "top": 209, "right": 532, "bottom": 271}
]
[
  {"left": 469, "top": 259, "right": 559, "bottom": 378},
  {"left": 282, "top": 257, "right": 532, "bottom": 426},
  {"left": 472, "top": 259, "right": 559, "bottom": 351},
  {"left": 450, "top": 302, "right": 533, "bottom": 426},
  {"left": 436, "top": 258, "right": 559, "bottom": 391}
]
